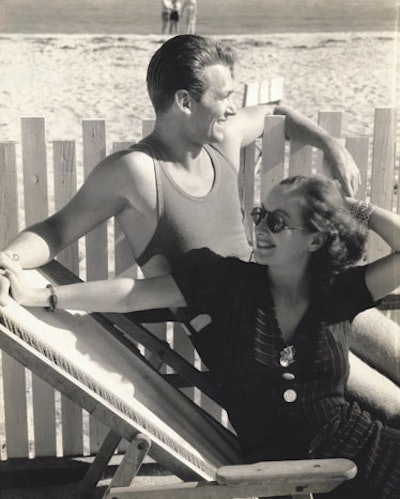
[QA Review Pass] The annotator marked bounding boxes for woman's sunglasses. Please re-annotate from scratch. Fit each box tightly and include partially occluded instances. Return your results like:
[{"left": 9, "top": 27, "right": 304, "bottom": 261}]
[{"left": 251, "top": 206, "right": 307, "bottom": 233}]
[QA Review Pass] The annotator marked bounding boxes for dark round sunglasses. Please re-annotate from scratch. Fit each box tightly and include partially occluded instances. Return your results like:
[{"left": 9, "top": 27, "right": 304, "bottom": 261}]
[{"left": 251, "top": 206, "right": 307, "bottom": 233}]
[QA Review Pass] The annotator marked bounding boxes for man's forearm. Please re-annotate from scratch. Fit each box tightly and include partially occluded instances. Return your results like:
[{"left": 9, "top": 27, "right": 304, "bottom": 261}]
[
  {"left": 274, "top": 104, "right": 360, "bottom": 196},
  {"left": 274, "top": 104, "right": 332, "bottom": 148}
]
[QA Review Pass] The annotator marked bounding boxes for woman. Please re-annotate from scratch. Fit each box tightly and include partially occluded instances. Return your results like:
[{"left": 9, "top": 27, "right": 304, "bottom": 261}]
[
  {"left": 3, "top": 175, "right": 400, "bottom": 498},
  {"left": 181, "top": 0, "right": 197, "bottom": 34}
]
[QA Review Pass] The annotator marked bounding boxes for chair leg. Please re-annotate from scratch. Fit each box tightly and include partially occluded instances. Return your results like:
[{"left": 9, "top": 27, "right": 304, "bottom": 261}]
[
  {"left": 104, "top": 433, "right": 152, "bottom": 494},
  {"left": 79, "top": 429, "right": 122, "bottom": 499}
]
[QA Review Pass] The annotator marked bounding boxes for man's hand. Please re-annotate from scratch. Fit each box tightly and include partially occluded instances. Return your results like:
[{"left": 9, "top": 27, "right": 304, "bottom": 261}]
[
  {"left": 323, "top": 137, "right": 361, "bottom": 197},
  {"left": 274, "top": 105, "right": 361, "bottom": 197}
]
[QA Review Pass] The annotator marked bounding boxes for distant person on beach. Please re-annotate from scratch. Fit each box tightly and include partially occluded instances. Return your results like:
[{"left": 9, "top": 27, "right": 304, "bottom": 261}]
[
  {"left": 161, "top": 0, "right": 172, "bottom": 34},
  {"left": 169, "top": 0, "right": 181, "bottom": 34},
  {"left": 4, "top": 174, "right": 400, "bottom": 499},
  {"left": 181, "top": 0, "right": 197, "bottom": 34},
  {"left": 0, "top": 34, "right": 395, "bottom": 431}
]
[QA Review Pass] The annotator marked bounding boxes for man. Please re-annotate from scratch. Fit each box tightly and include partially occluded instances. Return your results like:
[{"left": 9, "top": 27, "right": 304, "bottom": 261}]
[
  {"left": 161, "top": 0, "right": 171, "bottom": 35},
  {"left": 0, "top": 35, "right": 358, "bottom": 285}
]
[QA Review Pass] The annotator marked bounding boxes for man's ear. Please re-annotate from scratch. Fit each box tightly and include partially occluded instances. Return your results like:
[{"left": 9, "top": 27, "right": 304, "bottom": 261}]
[
  {"left": 309, "top": 232, "right": 326, "bottom": 253},
  {"left": 175, "top": 89, "right": 191, "bottom": 113}
]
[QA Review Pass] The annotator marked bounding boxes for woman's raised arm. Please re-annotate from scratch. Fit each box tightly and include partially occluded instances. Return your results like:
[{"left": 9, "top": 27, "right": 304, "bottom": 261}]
[{"left": 355, "top": 202, "right": 400, "bottom": 301}]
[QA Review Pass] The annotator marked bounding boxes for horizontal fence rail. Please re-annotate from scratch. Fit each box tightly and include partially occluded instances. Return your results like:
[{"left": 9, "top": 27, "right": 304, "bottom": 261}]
[{"left": 0, "top": 107, "right": 398, "bottom": 464}]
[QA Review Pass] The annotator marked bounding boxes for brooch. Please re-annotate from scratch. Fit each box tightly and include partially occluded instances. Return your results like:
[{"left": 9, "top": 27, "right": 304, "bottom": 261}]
[{"left": 279, "top": 345, "right": 295, "bottom": 367}]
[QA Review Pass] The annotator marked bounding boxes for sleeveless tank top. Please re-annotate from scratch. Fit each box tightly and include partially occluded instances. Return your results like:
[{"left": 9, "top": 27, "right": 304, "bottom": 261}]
[{"left": 133, "top": 138, "right": 252, "bottom": 270}]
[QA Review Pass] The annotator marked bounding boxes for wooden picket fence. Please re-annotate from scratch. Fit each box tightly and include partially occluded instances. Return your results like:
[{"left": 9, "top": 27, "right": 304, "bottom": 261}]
[{"left": 0, "top": 106, "right": 398, "bottom": 471}]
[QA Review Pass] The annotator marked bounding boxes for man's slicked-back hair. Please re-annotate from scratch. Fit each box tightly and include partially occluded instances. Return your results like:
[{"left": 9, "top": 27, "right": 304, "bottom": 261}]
[{"left": 147, "top": 34, "right": 237, "bottom": 114}]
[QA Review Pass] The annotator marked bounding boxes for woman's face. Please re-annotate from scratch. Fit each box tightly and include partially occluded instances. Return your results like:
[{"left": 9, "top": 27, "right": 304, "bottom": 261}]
[{"left": 253, "top": 184, "right": 317, "bottom": 267}]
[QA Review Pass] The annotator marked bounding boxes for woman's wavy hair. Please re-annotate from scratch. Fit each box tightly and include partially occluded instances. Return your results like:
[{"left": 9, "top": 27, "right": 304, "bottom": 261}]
[
  {"left": 147, "top": 34, "right": 237, "bottom": 114},
  {"left": 279, "top": 175, "right": 368, "bottom": 293}
]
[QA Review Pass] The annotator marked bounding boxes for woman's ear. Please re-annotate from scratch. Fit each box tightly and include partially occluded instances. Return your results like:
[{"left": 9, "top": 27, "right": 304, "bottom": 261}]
[
  {"left": 175, "top": 89, "right": 191, "bottom": 113},
  {"left": 308, "top": 232, "right": 326, "bottom": 253}
]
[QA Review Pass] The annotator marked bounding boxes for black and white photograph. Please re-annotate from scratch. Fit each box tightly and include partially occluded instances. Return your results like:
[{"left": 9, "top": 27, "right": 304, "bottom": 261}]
[{"left": 0, "top": 1, "right": 399, "bottom": 498}]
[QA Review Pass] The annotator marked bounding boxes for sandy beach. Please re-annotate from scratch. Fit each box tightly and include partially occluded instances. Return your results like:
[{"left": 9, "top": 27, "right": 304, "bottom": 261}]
[{"left": 0, "top": 31, "right": 398, "bottom": 150}]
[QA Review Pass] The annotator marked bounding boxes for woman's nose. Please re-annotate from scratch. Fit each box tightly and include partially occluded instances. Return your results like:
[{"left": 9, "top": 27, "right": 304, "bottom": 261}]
[{"left": 226, "top": 96, "right": 237, "bottom": 116}]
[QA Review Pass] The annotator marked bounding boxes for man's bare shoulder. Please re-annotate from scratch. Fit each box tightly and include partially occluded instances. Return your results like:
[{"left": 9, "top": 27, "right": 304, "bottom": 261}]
[
  {"left": 96, "top": 147, "right": 158, "bottom": 210},
  {"left": 100, "top": 147, "right": 155, "bottom": 178},
  {"left": 77, "top": 146, "right": 157, "bottom": 214}
]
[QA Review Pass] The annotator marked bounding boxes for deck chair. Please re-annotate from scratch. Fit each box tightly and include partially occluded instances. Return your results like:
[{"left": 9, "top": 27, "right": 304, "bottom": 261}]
[{"left": 0, "top": 262, "right": 357, "bottom": 499}]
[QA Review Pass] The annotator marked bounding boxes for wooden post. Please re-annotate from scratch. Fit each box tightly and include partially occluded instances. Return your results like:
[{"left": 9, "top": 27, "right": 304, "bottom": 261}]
[
  {"left": 261, "top": 115, "right": 286, "bottom": 198},
  {"left": 82, "top": 119, "right": 108, "bottom": 282},
  {"left": 53, "top": 140, "right": 84, "bottom": 457},
  {"left": 288, "top": 140, "right": 313, "bottom": 177},
  {"left": 368, "top": 108, "right": 398, "bottom": 261},
  {"left": 82, "top": 120, "right": 110, "bottom": 454},
  {"left": 53, "top": 140, "right": 79, "bottom": 275},
  {"left": 315, "top": 111, "right": 342, "bottom": 177},
  {"left": 345, "top": 136, "right": 370, "bottom": 202},
  {"left": 0, "top": 142, "right": 19, "bottom": 247},
  {"left": 21, "top": 118, "right": 57, "bottom": 458}
]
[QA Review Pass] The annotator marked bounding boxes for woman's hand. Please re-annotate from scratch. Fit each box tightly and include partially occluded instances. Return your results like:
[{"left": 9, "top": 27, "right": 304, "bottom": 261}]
[{"left": 0, "top": 253, "right": 36, "bottom": 306}]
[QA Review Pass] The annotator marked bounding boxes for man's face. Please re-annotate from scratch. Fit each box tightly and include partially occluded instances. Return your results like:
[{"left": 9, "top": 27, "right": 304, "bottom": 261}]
[{"left": 189, "top": 64, "right": 237, "bottom": 144}]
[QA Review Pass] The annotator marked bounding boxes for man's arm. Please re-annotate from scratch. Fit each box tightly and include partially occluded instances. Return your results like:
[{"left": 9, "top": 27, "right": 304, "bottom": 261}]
[
  {"left": 0, "top": 150, "right": 156, "bottom": 304},
  {"left": 222, "top": 103, "right": 360, "bottom": 196},
  {"left": 275, "top": 105, "right": 360, "bottom": 196},
  {"left": 1, "top": 153, "right": 128, "bottom": 267}
]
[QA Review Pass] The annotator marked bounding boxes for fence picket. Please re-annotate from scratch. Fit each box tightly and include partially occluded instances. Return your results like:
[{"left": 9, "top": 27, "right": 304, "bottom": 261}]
[
  {"left": 20, "top": 118, "right": 57, "bottom": 457},
  {"left": 345, "top": 136, "right": 370, "bottom": 202},
  {"left": 21, "top": 118, "right": 48, "bottom": 224},
  {"left": 1, "top": 352, "right": 29, "bottom": 458},
  {"left": 288, "top": 140, "right": 313, "bottom": 177},
  {"left": 52, "top": 140, "right": 83, "bottom": 456},
  {"left": 0, "top": 143, "right": 19, "bottom": 247},
  {"left": 82, "top": 120, "right": 110, "bottom": 454},
  {"left": 82, "top": 120, "right": 108, "bottom": 282},
  {"left": 0, "top": 141, "right": 29, "bottom": 460},
  {"left": 261, "top": 115, "right": 286, "bottom": 195},
  {"left": 368, "top": 108, "right": 398, "bottom": 261},
  {"left": 53, "top": 140, "right": 79, "bottom": 275},
  {"left": 315, "top": 111, "right": 343, "bottom": 177}
]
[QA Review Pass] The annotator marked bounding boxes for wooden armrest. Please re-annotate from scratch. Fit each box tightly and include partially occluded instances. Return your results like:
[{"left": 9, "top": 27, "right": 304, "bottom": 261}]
[
  {"left": 106, "top": 458, "right": 357, "bottom": 498},
  {"left": 216, "top": 458, "right": 357, "bottom": 485}
]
